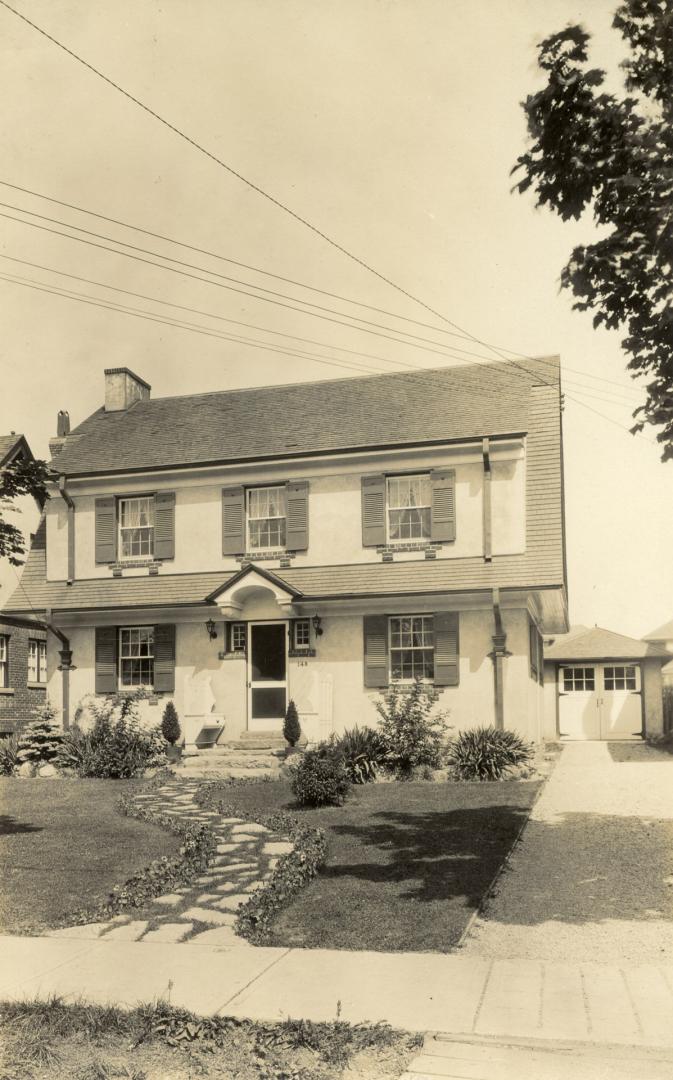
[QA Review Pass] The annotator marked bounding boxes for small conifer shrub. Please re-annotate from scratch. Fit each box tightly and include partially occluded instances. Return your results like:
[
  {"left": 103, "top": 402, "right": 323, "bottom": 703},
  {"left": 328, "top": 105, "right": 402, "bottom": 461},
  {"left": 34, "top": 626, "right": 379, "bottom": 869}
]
[
  {"left": 16, "top": 702, "right": 63, "bottom": 764},
  {"left": 283, "top": 699, "right": 301, "bottom": 747},
  {"left": 161, "top": 701, "right": 181, "bottom": 746}
]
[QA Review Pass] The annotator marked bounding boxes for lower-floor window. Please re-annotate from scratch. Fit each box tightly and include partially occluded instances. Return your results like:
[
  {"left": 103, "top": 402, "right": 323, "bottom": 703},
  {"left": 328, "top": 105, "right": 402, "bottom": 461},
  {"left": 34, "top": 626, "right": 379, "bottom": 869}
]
[
  {"left": 0, "top": 636, "right": 7, "bottom": 687},
  {"left": 604, "top": 665, "right": 637, "bottom": 691},
  {"left": 119, "top": 626, "right": 154, "bottom": 688},
  {"left": 389, "top": 615, "right": 434, "bottom": 681},
  {"left": 562, "top": 666, "right": 595, "bottom": 692},
  {"left": 28, "top": 639, "right": 47, "bottom": 683}
]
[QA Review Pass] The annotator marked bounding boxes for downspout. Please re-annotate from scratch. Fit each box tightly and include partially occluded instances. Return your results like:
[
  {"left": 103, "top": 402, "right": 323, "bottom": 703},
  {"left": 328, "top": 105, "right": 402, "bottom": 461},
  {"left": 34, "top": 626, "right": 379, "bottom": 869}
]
[
  {"left": 45, "top": 607, "right": 74, "bottom": 731},
  {"left": 488, "top": 587, "right": 510, "bottom": 731},
  {"left": 482, "top": 437, "right": 492, "bottom": 562},
  {"left": 57, "top": 475, "right": 75, "bottom": 585}
]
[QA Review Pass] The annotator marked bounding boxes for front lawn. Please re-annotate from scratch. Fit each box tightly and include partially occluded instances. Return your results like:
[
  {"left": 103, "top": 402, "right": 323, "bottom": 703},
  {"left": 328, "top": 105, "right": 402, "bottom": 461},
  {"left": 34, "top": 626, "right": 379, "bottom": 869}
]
[
  {"left": 205, "top": 778, "right": 541, "bottom": 952},
  {"left": 0, "top": 779, "right": 181, "bottom": 934}
]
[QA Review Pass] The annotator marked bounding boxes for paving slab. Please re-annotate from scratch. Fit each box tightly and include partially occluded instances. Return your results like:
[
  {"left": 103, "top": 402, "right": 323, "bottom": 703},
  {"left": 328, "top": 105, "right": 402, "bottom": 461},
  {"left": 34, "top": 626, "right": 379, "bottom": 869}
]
[
  {"left": 101, "top": 921, "right": 149, "bottom": 942},
  {"left": 141, "top": 923, "right": 193, "bottom": 944},
  {"left": 181, "top": 906, "right": 237, "bottom": 926}
]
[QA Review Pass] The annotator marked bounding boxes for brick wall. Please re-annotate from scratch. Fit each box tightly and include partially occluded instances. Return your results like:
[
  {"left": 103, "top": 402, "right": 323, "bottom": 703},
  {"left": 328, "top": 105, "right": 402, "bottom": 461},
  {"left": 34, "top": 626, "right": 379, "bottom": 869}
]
[{"left": 0, "top": 619, "right": 47, "bottom": 734}]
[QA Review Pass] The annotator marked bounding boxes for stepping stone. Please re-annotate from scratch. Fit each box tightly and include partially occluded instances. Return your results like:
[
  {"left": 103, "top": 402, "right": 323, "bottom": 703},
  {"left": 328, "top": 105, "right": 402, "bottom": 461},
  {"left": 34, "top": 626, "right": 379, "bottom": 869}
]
[
  {"left": 231, "top": 823, "right": 269, "bottom": 834},
  {"left": 102, "top": 920, "right": 149, "bottom": 941},
  {"left": 263, "top": 841, "right": 294, "bottom": 855},
  {"left": 214, "top": 882, "right": 239, "bottom": 893},
  {"left": 196, "top": 893, "right": 220, "bottom": 904},
  {"left": 182, "top": 906, "right": 238, "bottom": 926},
  {"left": 186, "top": 926, "right": 248, "bottom": 946},
  {"left": 141, "top": 923, "right": 193, "bottom": 944},
  {"left": 266, "top": 859, "right": 279, "bottom": 871},
  {"left": 216, "top": 817, "right": 245, "bottom": 825},
  {"left": 226, "top": 833, "right": 262, "bottom": 843},
  {"left": 153, "top": 893, "right": 183, "bottom": 906},
  {"left": 216, "top": 842, "right": 241, "bottom": 854},
  {"left": 214, "top": 893, "right": 250, "bottom": 911},
  {"left": 47, "top": 922, "right": 109, "bottom": 939},
  {"left": 243, "top": 881, "right": 267, "bottom": 894}
]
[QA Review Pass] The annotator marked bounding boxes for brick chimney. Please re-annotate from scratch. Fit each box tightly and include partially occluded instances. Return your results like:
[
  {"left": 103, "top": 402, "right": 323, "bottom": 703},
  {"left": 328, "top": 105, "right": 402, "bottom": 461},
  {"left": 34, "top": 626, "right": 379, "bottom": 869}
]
[
  {"left": 49, "top": 411, "right": 71, "bottom": 457},
  {"left": 104, "top": 368, "right": 151, "bottom": 411}
]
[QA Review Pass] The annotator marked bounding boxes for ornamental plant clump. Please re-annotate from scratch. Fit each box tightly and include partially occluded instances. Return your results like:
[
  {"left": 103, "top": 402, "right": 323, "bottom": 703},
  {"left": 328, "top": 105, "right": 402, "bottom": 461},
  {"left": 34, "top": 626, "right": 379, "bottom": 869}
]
[
  {"left": 161, "top": 701, "right": 181, "bottom": 746},
  {"left": 375, "top": 680, "right": 450, "bottom": 777},
  {"left": 447, "top": 726, "right": 533, "bottom": 781},
  {"left": 283, "top": 699, "right": 301, "bottom": 747},
  {"left": 0, "top": 733, "right": 20, "bottom": 775},
  {"left": 56, "top": 691, "right": 166, "bottom": 779},
  {"left": 291, "top": 745, "right": 351, "bottom": 807},
  {"left": 16, "top": 701, "right": 63, "bottom": 764},
  {"left": 332, "top": 725, "right": 387, "bottom": 784}
]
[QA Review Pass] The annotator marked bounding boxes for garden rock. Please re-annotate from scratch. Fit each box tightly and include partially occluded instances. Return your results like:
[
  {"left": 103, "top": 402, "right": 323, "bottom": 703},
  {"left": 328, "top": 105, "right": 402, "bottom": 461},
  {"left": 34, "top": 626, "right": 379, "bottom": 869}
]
[
  {"left": 38, "top": 763, "right": 57, "bottom": 777},
  {"left": 17, "top": 761, "right": 37, "bottom": 778}
]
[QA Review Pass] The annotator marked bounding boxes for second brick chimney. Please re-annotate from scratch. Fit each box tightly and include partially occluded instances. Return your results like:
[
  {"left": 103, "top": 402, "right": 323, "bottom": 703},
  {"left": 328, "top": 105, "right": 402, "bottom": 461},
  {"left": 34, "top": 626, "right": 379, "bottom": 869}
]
[{"left": 104, "top": 368, "right": 151, "bottom": 411}]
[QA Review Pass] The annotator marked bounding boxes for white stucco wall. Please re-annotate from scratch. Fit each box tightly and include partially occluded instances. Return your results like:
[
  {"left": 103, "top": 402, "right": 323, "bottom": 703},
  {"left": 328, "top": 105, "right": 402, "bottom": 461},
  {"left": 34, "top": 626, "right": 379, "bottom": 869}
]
[{"left": 45, "top": 443, "right": 526, "bottom": 581}]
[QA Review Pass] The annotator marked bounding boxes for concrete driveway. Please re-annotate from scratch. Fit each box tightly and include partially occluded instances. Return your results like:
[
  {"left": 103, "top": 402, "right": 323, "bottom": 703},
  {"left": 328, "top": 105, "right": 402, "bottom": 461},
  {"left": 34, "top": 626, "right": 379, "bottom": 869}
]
[{"left": 460, "top": 741, "right": 673, "bottom": 963}]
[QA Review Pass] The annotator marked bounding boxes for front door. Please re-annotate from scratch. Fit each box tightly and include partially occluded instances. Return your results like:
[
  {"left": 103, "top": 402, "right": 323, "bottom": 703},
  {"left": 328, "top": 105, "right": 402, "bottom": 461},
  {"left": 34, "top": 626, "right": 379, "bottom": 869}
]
[
  {"left": 559, "top": 664, "right": 643, "bottom": 740},
  {"left": 248, "top": 622, "right": 287, "bottom": 731}
]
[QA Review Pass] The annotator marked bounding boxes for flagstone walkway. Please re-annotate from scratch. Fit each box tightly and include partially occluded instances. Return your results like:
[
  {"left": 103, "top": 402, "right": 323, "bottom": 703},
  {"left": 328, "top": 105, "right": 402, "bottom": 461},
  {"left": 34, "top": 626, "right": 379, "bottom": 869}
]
[{"left": 47, "top": 778, "right": 294, "bottom": 947}]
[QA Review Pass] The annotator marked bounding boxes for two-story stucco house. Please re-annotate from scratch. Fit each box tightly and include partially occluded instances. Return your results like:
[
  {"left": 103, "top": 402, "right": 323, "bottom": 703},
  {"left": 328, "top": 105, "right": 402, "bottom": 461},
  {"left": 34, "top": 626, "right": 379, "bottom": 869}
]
[{"left": 2, "top": 360, "right": 568, "bottom": 746}]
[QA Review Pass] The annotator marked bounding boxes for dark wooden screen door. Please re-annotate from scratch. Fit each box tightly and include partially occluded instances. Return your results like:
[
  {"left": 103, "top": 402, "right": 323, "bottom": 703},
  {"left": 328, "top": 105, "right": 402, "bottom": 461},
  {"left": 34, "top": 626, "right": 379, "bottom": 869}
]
[{"left": 248, "top": 622, "right": 287, "bottom": 725}]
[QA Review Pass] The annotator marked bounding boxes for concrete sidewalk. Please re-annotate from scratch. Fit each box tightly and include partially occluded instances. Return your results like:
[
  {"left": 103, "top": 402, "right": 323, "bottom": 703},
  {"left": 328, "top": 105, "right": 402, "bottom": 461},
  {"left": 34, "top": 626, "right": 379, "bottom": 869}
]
[{"left": 1, "top": 934, "right": 672, "bottom": 1049}]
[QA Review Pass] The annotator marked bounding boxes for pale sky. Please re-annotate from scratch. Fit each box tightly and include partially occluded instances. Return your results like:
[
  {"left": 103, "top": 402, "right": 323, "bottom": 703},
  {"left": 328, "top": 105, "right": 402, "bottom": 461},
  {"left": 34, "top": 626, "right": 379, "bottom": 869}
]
[{"left": 0, "top": 0, "right": 671, "bottom": 638}]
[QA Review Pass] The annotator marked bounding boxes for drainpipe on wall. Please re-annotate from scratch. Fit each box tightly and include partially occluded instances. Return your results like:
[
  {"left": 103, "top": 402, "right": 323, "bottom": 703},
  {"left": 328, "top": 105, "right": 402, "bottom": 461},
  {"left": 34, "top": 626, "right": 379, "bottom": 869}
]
[
  {"left": 488, "top": 587, "right": 511, "bottom": 731},
  {"left": 45, "top": 607, "right": 74, "bottom": 731},
  {"left": 482, "top": 437, "right": 492, "bottom": 562},
  {"left": 57, "top": 475, "right": 75, "bottom": 585}
]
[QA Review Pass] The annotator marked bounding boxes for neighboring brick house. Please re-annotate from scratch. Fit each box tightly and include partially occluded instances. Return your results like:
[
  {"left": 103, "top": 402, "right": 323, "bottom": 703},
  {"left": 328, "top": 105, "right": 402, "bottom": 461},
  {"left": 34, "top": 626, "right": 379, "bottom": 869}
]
[
  {"left": 0, "top": 434, "right": 48, "bottom": 733},
  {"left": 0, "top": 614, "right": 47, "bottom": 734},
  {"left": 3, "top": 361, "right": 568, "bottom": 746}
]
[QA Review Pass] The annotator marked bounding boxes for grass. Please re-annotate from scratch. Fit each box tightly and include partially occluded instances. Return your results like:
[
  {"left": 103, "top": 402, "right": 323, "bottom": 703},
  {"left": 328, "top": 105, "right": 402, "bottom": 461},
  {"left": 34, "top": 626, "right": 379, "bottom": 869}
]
[
  {"left": 0, "top": 997, "right": 420, "bottom": 1079},
  {"left": 0, "top": 778, "right": 180, "bottom": 934},
  {"left": 205, "top": 777, "right": 541, "bottom": 952}
]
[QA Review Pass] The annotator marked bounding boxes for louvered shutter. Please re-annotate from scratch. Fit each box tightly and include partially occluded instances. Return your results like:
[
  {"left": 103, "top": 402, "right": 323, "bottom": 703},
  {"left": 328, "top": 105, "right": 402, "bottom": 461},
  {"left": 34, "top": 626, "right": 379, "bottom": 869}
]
[
  {"left": 95, "top": 626, "right": 117, "bottom": 693},
  {"left": 431, "top": 470, "right": 456, "bottom": 542},
  {"left": 95, "top": 496, "right": 117, "bottom": 563},
  {"left": 363, "top": 615, "right": 389, "bottom": 687},
  {"left": 361, "top": 475, "right": 386, "bottom": 547},
  {"left": 434, "top": 612, "right": 460, "bottom": 686},
  {"left": 222, "top": 486, "right": 245, "bottom": 555},
  {"left": 285, "top": 480, "right": 309, "bottom": 550},
  {"left": 154, "top": 624, "right": 176, "bottom": 692},
  {"left": 153, "top": 491, "right": 175, "bottom": 560}
]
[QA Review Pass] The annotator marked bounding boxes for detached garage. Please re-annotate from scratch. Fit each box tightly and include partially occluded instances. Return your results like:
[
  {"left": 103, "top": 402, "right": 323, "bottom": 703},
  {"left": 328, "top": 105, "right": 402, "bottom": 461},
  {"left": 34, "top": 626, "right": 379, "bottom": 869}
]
[{"left": 543, "top": 626, "right": 672, "bottom": 742}]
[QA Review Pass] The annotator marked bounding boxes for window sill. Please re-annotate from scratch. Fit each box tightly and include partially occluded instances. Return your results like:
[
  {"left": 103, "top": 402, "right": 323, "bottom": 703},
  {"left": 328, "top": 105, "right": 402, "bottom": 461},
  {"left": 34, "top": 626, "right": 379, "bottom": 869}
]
[
  {"left": 289, "top": 648, "right": 316, "bottom": 658},
  {"left": 26, "top": 682, "right": 47, "bottom": 690},
  {"left": 237, "top": 550, "right": 294, "bottom": 563},
  {"left": 0, "top": 687, "right": 14, "bottom": 696},
  {"left": 218, "top": 651, "right": 246, "bottom": 661}
]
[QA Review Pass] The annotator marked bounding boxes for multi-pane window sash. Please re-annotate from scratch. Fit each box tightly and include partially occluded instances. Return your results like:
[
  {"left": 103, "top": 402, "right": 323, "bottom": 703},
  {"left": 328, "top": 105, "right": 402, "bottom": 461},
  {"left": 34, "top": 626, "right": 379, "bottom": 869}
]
[
  {"left": 562, "top": 667, "right": 595, "bottom": 692},
  {"left": 28, "top": 639, "right": 47, "bottom": 683},
  {"left": 247, "top": 486, "right": 286, "bottom": 550},
  {"left": 0, "top": 636, "right": 7, "bottom": 688},
  {"left": 119, "top": 626, "right": 154, "bottom": 688},
  {"left": 604, "top": 665, "right": 637, "bottom": 691},
  {"left": 387, "top": 475, "right": 431, "bottom": 542},
  {"left": 390, "top": 615, "right": 434, "bottom": 681},
  {"left": 231, "top": 623, "right": 246, "bottom": 652},
  {"left": 294, "top": 619, "right": 311, "bottom": 649},
  {"left": 119, "top": 497, "right": 154, "bottom": 559}
]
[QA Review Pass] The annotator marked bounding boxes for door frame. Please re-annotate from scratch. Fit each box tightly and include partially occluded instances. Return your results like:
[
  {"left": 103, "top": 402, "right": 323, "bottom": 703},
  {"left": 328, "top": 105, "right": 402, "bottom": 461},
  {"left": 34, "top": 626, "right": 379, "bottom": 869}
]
[
  {"left": 557, "top": 661, "right": 645, "bottom": 740},
  {"left": 247, "top": 619, "right": 289, "bottom": 730}
]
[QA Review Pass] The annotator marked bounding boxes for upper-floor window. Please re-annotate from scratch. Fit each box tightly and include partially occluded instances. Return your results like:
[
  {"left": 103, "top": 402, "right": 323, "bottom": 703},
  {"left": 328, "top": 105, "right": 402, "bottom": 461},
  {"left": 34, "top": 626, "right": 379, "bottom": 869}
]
[
  {"left": 119, "top": 496, "right": 154, "bottom": 559},
  {"left": 247, "top": 486, "right": 286, "bottom": 550},
  {"left": 389, "top": 615, "right": 434, "bottom": 681},
  {"left": 387, "top": 474, "right": 431, "bottom": 542},
  {"left": 0, "top": 636, "right": 8, "bottom": 687},
  {"left": 119, "top": 626, "right": 154, "bottom": 688},
  {"left": 28, "top": 639, "right": 47, "bottom": 683}
]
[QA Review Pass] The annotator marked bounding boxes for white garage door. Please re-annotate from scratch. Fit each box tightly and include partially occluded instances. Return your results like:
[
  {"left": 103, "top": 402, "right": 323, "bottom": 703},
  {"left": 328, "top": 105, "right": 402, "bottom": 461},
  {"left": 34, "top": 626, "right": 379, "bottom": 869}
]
[{"left": 558, "top": 664, "right": 643, "bottom": 740}]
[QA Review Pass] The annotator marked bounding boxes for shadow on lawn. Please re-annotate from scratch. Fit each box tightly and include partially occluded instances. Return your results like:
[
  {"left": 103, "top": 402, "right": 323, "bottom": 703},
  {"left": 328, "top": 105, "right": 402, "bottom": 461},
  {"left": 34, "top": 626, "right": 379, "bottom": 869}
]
[
  {"left": 320, "top": 805, "right": 529, "bottom": 908},
  {"left": 0, "top": 815, "right": 43, "bottom": 835}
]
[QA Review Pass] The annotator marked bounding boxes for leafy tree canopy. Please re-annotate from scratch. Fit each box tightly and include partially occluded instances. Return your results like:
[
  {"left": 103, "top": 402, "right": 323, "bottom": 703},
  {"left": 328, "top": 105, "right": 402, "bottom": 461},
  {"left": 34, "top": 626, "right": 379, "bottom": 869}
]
[
  {"left": 0, "top": 456, "right": 50, "bottom": 564},
  {"left": 513, "top": 0, "right": 673, "bottom": 458}
]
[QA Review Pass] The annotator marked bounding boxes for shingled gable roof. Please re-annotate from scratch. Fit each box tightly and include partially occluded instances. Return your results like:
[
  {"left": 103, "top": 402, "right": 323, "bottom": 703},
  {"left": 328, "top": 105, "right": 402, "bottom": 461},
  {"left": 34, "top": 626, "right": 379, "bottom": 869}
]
[
  {"left": 51, "top": 358, "right": 557, "bottom": 477},
  {"left": 545, "top": 626, "right": 672, "bottom": 662},
  {"left": 643, "top": 618, "right": 673, "bottom": 642},
  {"left": 0, "top": 433, "right": 33, "bottom": 468}
]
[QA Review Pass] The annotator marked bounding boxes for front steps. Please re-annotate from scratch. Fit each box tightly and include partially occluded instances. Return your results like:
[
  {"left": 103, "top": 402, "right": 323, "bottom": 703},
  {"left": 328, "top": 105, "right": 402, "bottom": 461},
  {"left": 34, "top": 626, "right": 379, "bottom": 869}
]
[{"left": 176, "top": 734, "right": 287, "bottom": 780}]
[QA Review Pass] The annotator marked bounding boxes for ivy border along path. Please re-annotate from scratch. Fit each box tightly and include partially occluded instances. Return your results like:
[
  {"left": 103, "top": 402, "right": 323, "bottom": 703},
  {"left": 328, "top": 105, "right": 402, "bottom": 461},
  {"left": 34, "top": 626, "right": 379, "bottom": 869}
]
[{"left": 47, "top": 776, "right": 327, "bottom": 948}]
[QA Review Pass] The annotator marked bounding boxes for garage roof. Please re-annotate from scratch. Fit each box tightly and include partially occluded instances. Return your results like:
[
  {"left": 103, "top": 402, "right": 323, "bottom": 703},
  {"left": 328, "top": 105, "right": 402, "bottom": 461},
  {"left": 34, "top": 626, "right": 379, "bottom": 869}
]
[{"left": 545, "top": 626, "right": 672, "bottom": 662}]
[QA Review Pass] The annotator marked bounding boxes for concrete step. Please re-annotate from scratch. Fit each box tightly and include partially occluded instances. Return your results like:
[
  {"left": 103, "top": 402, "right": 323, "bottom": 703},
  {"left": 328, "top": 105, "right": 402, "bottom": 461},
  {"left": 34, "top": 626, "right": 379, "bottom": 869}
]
[{"left": 177, "top": 764, "right": 282, "bottom": 780}]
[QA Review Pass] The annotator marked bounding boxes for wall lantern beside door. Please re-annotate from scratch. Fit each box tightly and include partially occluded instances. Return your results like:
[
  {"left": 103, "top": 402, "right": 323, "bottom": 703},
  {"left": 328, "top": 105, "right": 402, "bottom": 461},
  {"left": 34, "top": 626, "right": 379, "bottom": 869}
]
[
  {"left": 205, "top": 618, "right": 218, "bottom": 640},
  {"left": 311, "top": 614, "right": 323, "bottom": 637}
]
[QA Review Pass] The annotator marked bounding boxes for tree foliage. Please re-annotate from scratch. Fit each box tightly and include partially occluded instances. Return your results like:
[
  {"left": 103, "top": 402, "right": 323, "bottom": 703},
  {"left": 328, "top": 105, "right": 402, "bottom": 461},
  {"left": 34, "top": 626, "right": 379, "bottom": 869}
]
[
  {"left": 0, "top": 456, "right": 50, "bottom": 564},
  {"left": 513, "top": 1, "right": 673, "bottom": 458}
]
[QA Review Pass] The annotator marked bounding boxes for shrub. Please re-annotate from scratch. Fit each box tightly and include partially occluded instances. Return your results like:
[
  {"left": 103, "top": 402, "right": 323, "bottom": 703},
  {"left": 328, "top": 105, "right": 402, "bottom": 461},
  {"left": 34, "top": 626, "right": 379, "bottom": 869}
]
[
  {"left": 56, "top": 691, "right": 166, "bottom": 778},
  {"left": 16, "top": 702, "right": 63, "bottom": 764},
  {"left": 333, "top": 725, "right": 387, "bottom": 783},
  {"left": 283, "top": 699, "right": 301, "bottom": 746},
  {"left": 291, "top": 745, "right": 350, "bottom": 806},
  {"left": 161, "top": 701, "right": 181, "bottom": 746},
  {"left": 375, "top": 680, "right": 450, "bottom": 776},
  {"left": 0, "top": 733, "right": 20, "bottom": 775},
  {"left": 447, "top": 726, "right": 533, "bottom": 781}
]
